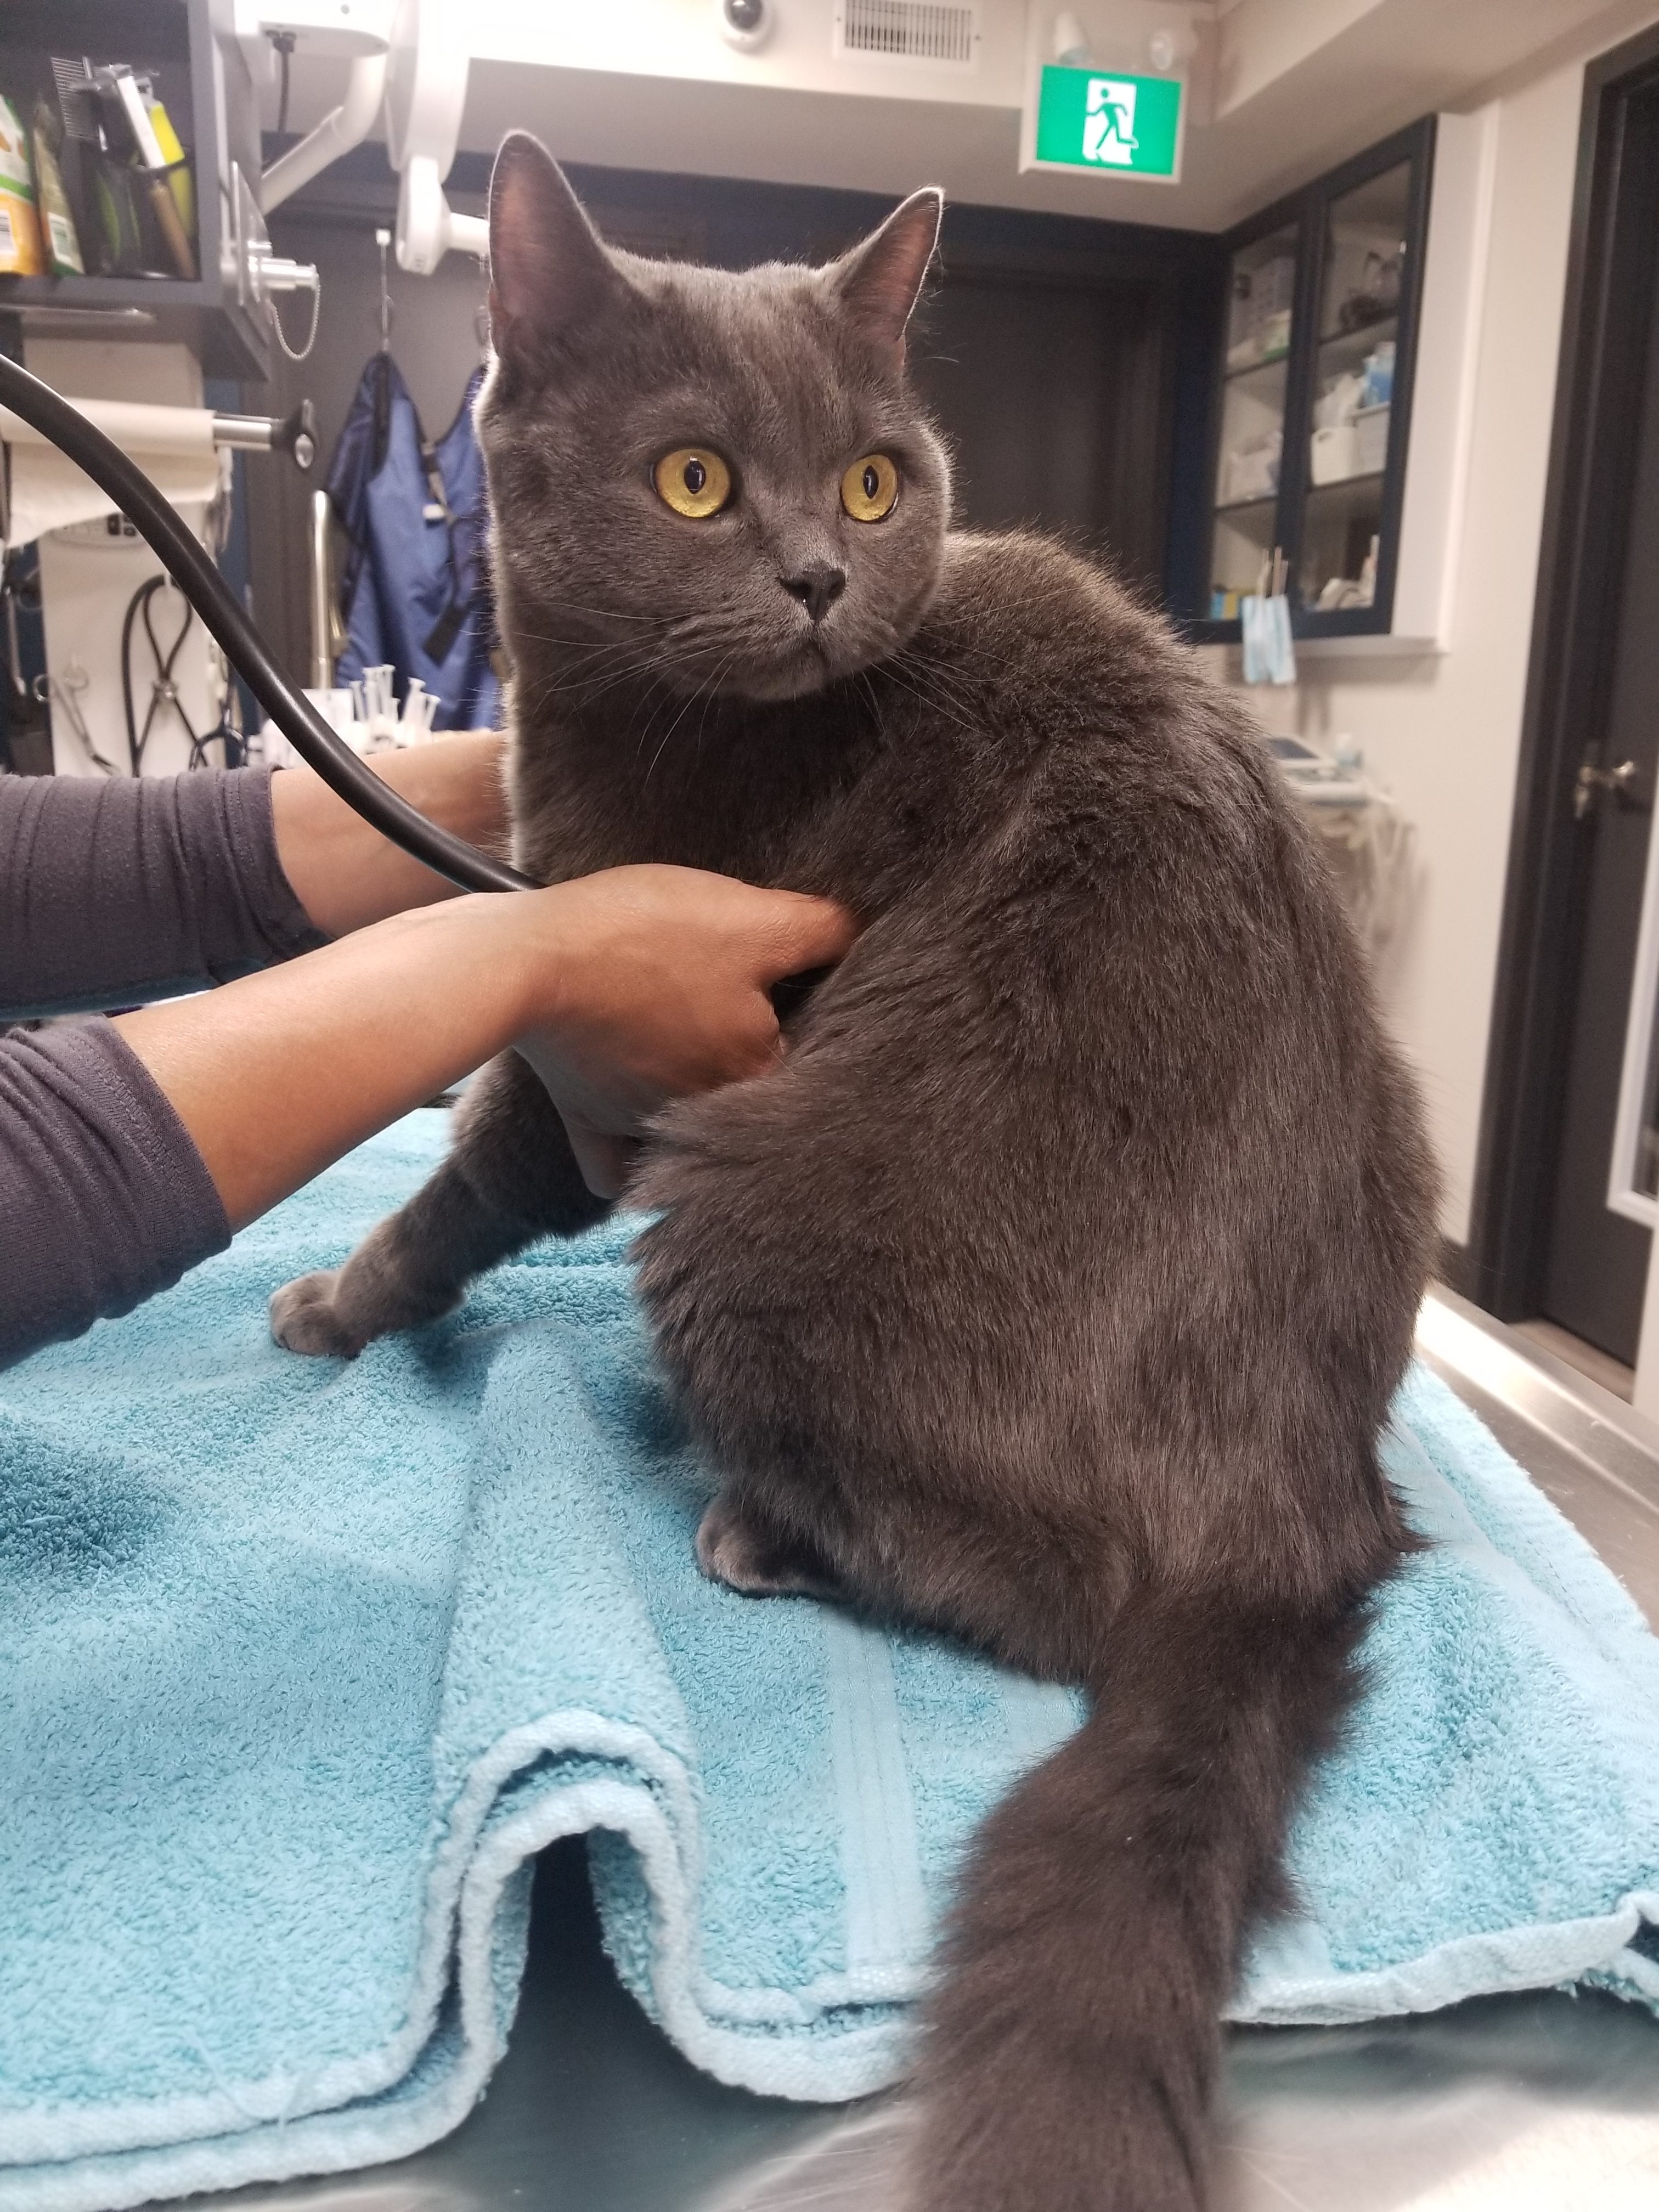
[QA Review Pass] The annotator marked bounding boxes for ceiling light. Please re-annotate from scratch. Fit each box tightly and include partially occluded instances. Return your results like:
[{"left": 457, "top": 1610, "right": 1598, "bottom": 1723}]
[{"left": 1052, "top": 10, "right": 1091, "bottom": 68}]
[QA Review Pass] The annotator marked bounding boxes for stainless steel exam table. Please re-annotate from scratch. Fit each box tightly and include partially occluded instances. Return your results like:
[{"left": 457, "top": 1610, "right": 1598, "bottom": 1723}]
[{"left": 206, "top": 1291, "right": 1659, "bottom": 2212}]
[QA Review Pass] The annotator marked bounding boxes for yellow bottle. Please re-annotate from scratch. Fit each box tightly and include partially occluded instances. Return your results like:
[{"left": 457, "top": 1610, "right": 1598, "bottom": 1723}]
[{"left": 143, "top": 92, "right": 195, "bottom": 238}]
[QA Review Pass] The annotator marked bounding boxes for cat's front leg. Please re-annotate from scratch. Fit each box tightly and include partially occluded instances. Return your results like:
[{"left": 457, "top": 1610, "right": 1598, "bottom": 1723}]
[{"left": 270, "top": 1049, "right": 610, "bottom": 1356}]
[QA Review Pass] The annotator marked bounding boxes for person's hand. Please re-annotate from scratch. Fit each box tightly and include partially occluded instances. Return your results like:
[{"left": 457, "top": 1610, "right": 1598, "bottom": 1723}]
[
  {"left": 115, "top": 859, "right": 855, "bottom": 1234},
  {"left": 512, "top": 866, "right": 858, "bottom": 1197}
]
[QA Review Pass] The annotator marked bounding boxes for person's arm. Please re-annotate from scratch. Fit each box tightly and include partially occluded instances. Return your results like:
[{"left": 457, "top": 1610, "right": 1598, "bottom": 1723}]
[
  {"left": 0, "top": 866, "right": 854, "bottom": 1368},
  {"left": 0, "top": 734, "right": 507, "bottom": 1019},
  {"left": 0, "top": 767, "right": 321, "bottom": 1017},
  {"left": 266, "top": 730, "right": 507, "bottom": 936},
  {"left": 114, "top": 866, "right": 850, "bottom": 1227}
]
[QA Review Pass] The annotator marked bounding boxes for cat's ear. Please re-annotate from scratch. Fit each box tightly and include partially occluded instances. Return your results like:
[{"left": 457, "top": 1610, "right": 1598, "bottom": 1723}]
[
  {"left": 488, "top": 132, "right": 622, "bottom": 367},
  {"left": 827, "top": 188, "right": 943, "bottom": 365}
]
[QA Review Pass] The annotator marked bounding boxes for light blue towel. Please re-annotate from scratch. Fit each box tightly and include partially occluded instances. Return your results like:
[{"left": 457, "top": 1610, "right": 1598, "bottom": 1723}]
[{"left": 3, "top": 1113, "right": 1658, "bottom": 2212}]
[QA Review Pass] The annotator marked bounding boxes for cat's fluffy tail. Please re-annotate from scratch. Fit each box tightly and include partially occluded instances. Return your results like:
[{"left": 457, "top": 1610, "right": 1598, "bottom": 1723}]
[{"left": 906, "top": 1587, "right": 1373, "bottom": 2211}]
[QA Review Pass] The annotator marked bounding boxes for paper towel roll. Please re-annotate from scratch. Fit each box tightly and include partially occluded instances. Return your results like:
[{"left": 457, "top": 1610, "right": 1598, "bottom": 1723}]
[{"left": 0, "top": 399, "right": 222, "bottom": 546}]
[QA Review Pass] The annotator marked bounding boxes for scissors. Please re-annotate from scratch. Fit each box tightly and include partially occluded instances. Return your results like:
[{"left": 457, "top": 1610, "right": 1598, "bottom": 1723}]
[{"left": 34, "top": 658, "right": 120, "bottom": 776}]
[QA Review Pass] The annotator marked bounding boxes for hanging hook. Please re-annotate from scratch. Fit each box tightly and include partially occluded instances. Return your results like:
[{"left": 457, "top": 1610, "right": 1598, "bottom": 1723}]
[{"left": 375, "top": 226, "right": 393, "bottom": 354}]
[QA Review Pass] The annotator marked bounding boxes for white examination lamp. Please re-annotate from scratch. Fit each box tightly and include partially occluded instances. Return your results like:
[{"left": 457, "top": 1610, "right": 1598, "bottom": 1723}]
[
  {"left": 242, "top": 0, "right": 484, "bottom": 264},
  {"left": 386, "top": 0, "right": 488, "bottom": 272},
  {"left": 236, "top": 1, "right": 393, "bottom": 212}
]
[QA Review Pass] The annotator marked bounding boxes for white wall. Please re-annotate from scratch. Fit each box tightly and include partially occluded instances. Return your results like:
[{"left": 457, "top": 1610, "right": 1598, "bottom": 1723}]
[
  {"left": 279, "top": 0, "right": 1641, "bottom": 230},
  {"left": 1209, "top": 13, "right": 1659, "bottom": 1245}
]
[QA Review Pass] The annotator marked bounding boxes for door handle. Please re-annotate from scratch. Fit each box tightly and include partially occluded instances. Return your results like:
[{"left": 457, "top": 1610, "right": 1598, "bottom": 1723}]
[{"left": 1574, "top": 757, "right": 1643, "bottom": 819}]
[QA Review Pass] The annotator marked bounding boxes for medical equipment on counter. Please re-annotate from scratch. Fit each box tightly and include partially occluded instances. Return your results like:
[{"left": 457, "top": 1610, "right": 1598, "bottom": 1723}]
[
  {"left": 0, "top": 351, "right": 527, "bottom": 892},
  {"left": 259, "top": 664, "right": 442, "bottom": 767},
  {"left": 122, "top": 573, "right": 238, "bottom": 774},
  {"left": 32, "top": 659, "right": 118, "bottom": 776},
  {"left": 1265, "top": 732, "right": 1368, "bottom": 805},
  {"left": 2, "top": 393, "right": 317, "bottom": 778},
  {"left": 353, "top": 667, "right": 442, "bottom": 743},
  {"left": 1266, "top": 733, "right": 1413, "bottom": 957}
]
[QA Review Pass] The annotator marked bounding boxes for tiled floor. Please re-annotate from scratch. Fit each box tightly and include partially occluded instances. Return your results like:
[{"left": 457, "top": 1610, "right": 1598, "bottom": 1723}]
[{"left": 1513, "top": 1316, "right": 1635, "bottom": 1403}]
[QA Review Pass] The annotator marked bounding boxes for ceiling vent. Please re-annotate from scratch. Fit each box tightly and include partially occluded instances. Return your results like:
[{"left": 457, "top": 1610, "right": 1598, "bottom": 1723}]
[{"left": 834, "top": 1, "right": 979, "bottom": 70}]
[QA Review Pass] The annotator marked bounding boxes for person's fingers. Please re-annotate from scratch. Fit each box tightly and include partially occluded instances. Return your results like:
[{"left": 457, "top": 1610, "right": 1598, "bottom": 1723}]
[{"left": 749, "top": 893, "right": 861, "bottom": 985}]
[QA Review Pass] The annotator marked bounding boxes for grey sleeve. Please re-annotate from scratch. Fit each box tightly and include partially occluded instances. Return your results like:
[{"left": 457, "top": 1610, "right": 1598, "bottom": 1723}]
[
  {"left": 0, "top": 1019, "right": 230, "bottom": 1370},
  {"left": 0, "top": 767, "right": 326, "bottom": 1367},
  {"left": 0, "top": 768, "right": 327, "bottom": 1019}
]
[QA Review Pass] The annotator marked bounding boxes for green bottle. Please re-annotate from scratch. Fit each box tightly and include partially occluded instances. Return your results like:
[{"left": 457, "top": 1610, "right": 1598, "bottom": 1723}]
[{"left": 31, "top": 98, "right": 84, "bottom": 275}]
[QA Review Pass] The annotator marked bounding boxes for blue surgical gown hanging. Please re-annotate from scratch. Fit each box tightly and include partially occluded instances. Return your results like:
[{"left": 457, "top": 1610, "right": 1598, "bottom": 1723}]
[{"left": 326, "top": 354, "right": 501, "bottom": 731}]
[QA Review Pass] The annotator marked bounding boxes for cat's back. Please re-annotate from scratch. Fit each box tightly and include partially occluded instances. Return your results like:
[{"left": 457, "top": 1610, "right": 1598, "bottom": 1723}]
[
  {"left": 865, "top": 528, "right": 1431, "bottom": 1213},
  {"left": 896, "top": 528, "right": 1342, "bottom": 952}
]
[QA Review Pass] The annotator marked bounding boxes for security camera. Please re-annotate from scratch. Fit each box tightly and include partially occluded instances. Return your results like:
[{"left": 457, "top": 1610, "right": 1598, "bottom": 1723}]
[{"left": 718, "top": 0, "right": 774, "bottom": 54}]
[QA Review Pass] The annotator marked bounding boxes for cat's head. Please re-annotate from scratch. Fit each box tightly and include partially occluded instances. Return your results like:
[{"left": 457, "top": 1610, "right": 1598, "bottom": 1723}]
[{"left": 477, "top": 134, "right": 951, "bottom": 706}]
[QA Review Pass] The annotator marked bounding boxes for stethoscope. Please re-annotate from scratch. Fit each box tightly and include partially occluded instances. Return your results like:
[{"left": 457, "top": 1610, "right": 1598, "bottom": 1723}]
[{"left": 0, "top": 353, "right": 529, "bottom": 896}]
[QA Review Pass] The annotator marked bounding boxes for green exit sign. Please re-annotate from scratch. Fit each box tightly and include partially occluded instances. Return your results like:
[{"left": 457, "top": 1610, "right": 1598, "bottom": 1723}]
[{"left": 1024, "top": 65, "right": 1184, "bottom": 182}]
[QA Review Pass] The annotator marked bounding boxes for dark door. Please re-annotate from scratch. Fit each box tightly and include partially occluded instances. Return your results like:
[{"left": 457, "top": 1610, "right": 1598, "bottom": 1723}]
[
  {"left": 1538, "top": 268, "right": 1659, "bottom": 1364},
  {"left": 908, "top": 273, "right": 1169, "bottom": 590},
  {"left": 1472, "top": 27, "right": 1659, "bottom": 1360}
]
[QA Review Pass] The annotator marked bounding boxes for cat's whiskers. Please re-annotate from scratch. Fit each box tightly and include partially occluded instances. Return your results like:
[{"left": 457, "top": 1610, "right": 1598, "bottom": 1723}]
[
  {"left": 520, "top": 666, "right": 653, "bottom": 713},
  {"left": 875, "top": 653, "right": 979, "bottom": 741},
  {"left": 855, "top": 668, "right": 885, "bottom": 740},
  {"left": 894, "top": 631, "right": 994, "bottom": 717},
  {"left": 516, "top": 613, "right": 750, "bottom": 721},
  {"left": 643, "top": 648, "right": 738, "bottom": 788},
  {"left": 531, "top": 627, "right": 669, "bottom": 671},
  {"left": 515, "top": 596, "right": 664, "bottom": 631},
  {"left": 518, "top": 635, "right": 674, "bottom": 709},
  {"left": 893, "top": 634, "right": 985, "bottom": 702},
  {"left": 517, "top": 633, "right": 658, "bottom": 656},
  {"left": 629, "top": 657, "right": 704, "bottom": 778},
  {"left": 612, "top": 655, "right": 685, "bottom": 763}
]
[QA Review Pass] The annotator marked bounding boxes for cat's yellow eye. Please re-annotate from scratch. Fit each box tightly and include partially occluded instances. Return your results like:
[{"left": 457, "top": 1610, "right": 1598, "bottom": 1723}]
[
  {"left": 840, "top": 453, "right": 900, "bottom": 523},
  {"left": 653, "top": 448, "right": 732, "bottom": 518}
]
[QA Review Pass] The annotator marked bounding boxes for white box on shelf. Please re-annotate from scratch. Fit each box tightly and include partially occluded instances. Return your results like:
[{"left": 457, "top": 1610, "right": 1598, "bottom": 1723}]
[
  {"left": 1222, "top": 430, "right": 1281, "bottom": 506},
  {"left": 1310, "top": 425, "right": 1359, "bottom": 485},
  {"left": 1353, "top": 403, "right": 1391, "bottom": 475}
]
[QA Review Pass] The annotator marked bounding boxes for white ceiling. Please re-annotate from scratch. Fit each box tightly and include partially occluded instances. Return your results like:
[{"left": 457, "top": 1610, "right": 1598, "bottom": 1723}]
[{"left": 276, "top": 0, "right": 1659, "bottom": 232}]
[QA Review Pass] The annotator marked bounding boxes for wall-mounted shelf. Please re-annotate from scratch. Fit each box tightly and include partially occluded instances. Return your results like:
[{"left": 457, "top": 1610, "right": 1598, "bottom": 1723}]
[
  {"left": 1189, "top": 109, "right": 1494, "bottom": 653},
  {"left": 1224, "top": 353, "right": 1290, "bottom": 384},
  {"left": 0, "top": 1, "right": 270, "bottom": 381}
]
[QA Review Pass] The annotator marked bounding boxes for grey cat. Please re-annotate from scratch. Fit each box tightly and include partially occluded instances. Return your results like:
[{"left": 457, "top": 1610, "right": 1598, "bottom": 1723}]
[{"left": 272, "top": 136, "right": 1437, "bottom": 2211}]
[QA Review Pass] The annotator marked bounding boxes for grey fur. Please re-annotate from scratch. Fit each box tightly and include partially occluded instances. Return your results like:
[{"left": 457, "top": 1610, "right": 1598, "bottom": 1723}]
[{"left": 271, "top": 137, "right": 1437, "bottom": 2211}]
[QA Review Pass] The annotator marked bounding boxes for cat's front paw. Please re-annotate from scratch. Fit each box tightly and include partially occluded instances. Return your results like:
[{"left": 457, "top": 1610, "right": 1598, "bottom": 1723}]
[
  {"left": 269, "top": 1270, "right": 368, "bottom": 1358},
  {"left": 696, "top": 1490, "right": 836, "bottom": 1599}
]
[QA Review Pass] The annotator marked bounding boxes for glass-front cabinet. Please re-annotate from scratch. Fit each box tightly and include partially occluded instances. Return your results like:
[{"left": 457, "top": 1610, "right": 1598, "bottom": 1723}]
[
  {"left": 1210, "top": 224, "right": 1297, "bottom": 614},
  {"left": 1199, "top": 121, "right": 1434, "bottom": 644}
]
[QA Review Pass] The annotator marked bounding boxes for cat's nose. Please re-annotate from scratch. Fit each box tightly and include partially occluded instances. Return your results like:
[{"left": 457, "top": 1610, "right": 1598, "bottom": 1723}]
[{"left": 780, "top": 563, "right": 848, "bottom": 625}]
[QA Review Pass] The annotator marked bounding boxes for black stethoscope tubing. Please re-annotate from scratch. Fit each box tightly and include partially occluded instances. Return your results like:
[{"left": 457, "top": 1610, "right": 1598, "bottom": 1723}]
[{"left": 0, "top": 352, "right": 532, "bottom": 895}]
